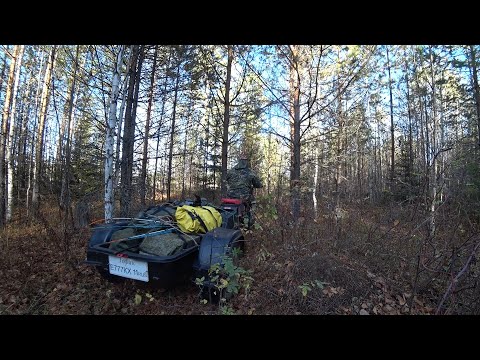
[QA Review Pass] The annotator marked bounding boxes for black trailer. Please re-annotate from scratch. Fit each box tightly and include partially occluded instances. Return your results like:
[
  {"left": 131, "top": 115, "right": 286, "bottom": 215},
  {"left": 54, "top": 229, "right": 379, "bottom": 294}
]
[{"left": 84, "top": 200, "right": 248, "bottom": 295}]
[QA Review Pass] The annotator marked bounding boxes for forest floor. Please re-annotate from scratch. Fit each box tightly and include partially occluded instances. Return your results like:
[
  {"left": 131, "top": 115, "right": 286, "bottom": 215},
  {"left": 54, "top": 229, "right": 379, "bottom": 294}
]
[{"left": 0, "top": 199, "right": 476, "bottom": 315}]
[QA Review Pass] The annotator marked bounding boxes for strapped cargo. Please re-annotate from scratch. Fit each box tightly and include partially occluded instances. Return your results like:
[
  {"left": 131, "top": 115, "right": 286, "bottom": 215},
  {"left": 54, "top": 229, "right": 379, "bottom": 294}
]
[{"left": 175, "top": 205, "right": 222, "bottom": 234}]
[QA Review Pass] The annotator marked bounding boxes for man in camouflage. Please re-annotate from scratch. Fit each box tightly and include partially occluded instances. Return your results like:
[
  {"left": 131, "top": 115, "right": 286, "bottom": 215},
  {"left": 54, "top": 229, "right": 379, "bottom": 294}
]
[
  {"left": 226, "top": 157, "right": 263, "bottom": 202},
  {"left": 226, "top": 157, "right": 262, "bottom": 229}
]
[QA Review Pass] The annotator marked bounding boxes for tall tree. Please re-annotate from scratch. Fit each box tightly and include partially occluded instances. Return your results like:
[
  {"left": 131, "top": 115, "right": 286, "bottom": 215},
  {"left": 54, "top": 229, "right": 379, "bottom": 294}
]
[
  {"left": 469, "top": 45, "right": 480, "bottom": 148},
  {"left": 59, "top": 45, "right": 80, "bottom": 227},
  {"left": 120, "top": 45, "right": 145, "bottom": 217},
  {"left": 386, "top": 46, "right": 395, "bottom": 188},
  {"left": 167, "top": 61, "right": 180, "bottom": 201},
  {"left": 32, "top": 45, "right": 56, "bottom": 217},
  {"left": 221, "top": 45, "right": 233, "bottom": 196},
  {"left": 153, "top": 47, "right": 171, "bottom": 202},
  {"left": 104, "top": 45, "right": 125, "bottom": 222},
  {"left": 5, "top": 45, "right": 25, "bottom": 222},
  {"left": 289, "top": 45, "right": 301, "bottom": 219},
  {"left": 1, "top": 46, "right": 17, "bottom": 226},
  {"left": 140, "top": 45, "right": 158, "bottom": 206},
  {"left": 1, "top": 45, "right": 24, "bottom": 225}
]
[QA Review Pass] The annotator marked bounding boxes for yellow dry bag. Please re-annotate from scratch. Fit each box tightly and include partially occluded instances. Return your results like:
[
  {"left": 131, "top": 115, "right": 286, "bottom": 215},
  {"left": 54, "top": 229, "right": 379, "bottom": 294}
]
[{"left": 175, "top": 205, "right": 222, "bottom": 234}]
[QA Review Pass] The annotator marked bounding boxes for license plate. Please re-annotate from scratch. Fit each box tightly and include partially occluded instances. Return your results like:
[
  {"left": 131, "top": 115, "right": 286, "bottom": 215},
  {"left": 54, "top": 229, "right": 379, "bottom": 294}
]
[{"left": 108, "top": 255, "right": 149, "bottom": 282}]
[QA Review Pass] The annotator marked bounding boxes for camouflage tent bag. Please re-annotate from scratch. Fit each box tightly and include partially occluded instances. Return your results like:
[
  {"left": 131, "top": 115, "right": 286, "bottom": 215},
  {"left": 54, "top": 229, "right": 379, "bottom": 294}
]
[
  {"left": 175, "top": 205, "right": 222, "bottom": 234},
  {"left": 139, "top": 230, "right": 200, "bottom": 256}
]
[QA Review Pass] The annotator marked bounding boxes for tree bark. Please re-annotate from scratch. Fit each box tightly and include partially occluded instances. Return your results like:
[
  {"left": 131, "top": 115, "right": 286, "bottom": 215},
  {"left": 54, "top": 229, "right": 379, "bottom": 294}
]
[
  {"left": 0, "top": 46, "right": 18, "bottom": 226},
  {"left": 104, "top": 45, "right": 124, "bottom": 222},
  {"left": 428, "top": 46, "right": 438, "bottom": 238},
  {"left": 221, "top": 45, "right": 233, "bottom": 196},
  {"left": 289, "top": 45, "right": 301, "bottom": 220},
  {"left": 26, "top": 48, "right": 46, "bottom": 217},
  {"left": 153, "top": 48, "right": 171, "bottom": 202},
  {"left": 386, "top": 46, "right": 395, "bottom": 189},
  {"left": 32, "top": 46, "right": 56, "bottom": 217},
  {"left": 114, "top": 46, "right": 133, "bottom": 189},
  {"left": 5, "top": 45, "right": 24, "bottom": 222},
  {"left": 121, "top": 45, "right": 145, "bottom": 216},
  {"left": 140, "top": 45, "right": 158, "bottom": 206},
  {"left": 469, "top": 45, "right": 480, "bottom": 148},
  {"left": 167, "top": 62, "right": 180, "bottom": 201}
]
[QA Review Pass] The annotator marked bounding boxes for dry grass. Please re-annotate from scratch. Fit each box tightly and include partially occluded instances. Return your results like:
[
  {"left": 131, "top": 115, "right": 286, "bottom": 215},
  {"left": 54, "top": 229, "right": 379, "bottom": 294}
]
[{"left": 1, "top": 197, "right": 478, "bottom": 315}]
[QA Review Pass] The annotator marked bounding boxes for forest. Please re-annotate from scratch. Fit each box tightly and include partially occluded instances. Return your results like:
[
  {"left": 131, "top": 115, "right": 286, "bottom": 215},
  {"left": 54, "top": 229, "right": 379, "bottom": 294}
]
[{"left": 0, "top": 45, "right": 479, "bottom": 315}]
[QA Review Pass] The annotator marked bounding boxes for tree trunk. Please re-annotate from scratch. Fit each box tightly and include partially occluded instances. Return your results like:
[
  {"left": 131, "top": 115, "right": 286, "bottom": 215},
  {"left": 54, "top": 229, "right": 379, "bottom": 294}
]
[
  {"left": 289, "top": 45, "right": 301, "bottom": 220},
  {"left": 17, "top": 68, "right": 34, "bottom": 206},
  {"left": 26, "top": 48, "right": 46, "bottom": 218},
  {"left": 4, "top": 45, "right": 24, "bottom": 223},
  {"left": 181, "top": 103, "right": 192, "bottom": 199},
  {"left": 32, "top": 46, "right": 56, "bottom": 217},
  {"left": 0, "top": 49, "right": 7, "bottom": 96},
  {"left": 428, "top": 46, "right": 438, "bottom": 239},
  {"left": 121, "top": 45, "right": 144, "bottom": 217},
  {"left": 386, "top": 46, "right": 395, "bottom": 190},
  {"left": 469, "top": 45, "right": 480, "bottom": 148},
  {"left": 59, "top": 46, "right": 80, "bottom": 225},
  {"left": 140, "top": 46, "right": 158, "bottom": 207},
  {"left": 167, "top": 62, "right": 180, "bottom": 202},
  {"left": 405, "top": 65, "right": 414, "bottom": 187},
  {"left": 221, "top": 45, "right": 233, "bottom": 196},
  {"left": 313, "top": 139, "right": 319, "bottom": 218},
  {"left": 114, "top": 46, "right": 132, "bottom": 188},
  {"left": 0, "top": 46, "right": 18, "bottom": 226},
  {"left": 104, "top": 45, "right": 124, "bottom": 222},
  {"left": 153, "top": 49, "right": 171, "bottom": 202}
]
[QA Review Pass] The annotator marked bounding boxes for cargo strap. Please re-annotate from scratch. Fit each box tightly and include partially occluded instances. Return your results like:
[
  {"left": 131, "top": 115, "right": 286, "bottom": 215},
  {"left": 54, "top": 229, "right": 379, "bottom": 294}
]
[
  {"left": 184, "top": 208, "right": 209, "bottom": 233},
  {"left": 177, "top": 232, "right": 199, "bottom": 248},
  {"left": 199, "top": 206, "right": 218, "bottom": 227}
]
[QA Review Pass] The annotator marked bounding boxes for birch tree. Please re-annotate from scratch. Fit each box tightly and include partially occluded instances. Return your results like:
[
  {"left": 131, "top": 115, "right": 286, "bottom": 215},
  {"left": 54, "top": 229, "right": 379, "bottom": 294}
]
[
  {"left": 6, "top": 45, "right": 25, "bottom": 222},
  {"left": 1, "top": 45, "right": 23, "bottom": 226},
  {"left": 104, "top": 45, "right": 125, "bottom": 222}
]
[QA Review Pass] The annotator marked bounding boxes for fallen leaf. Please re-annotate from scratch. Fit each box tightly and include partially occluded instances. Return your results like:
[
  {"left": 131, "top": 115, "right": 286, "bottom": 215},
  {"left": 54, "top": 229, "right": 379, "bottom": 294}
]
[
  {"left": 414, "top": 296, "right": 424, "bottom": 307},
  {"left": 396, "top": 294, "right": 406, "bottom": 306},
  {"left": 394, "top": 220, "right": 399, "bottom": 226},
  {"left": 134, "top": 294, "right": 142, "bottom": 305},
  {"left": 424, "top": 306, "right": 435, "bottom": 313},
  {"left": 359, "top": 309, "right": 369, "bottom": 315}
]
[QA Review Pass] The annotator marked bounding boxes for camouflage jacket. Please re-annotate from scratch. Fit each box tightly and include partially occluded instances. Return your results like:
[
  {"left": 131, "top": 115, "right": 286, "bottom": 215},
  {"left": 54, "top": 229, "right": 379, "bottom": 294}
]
[{"left": 226, "top": 159, "right": 263, "bottom": 201}]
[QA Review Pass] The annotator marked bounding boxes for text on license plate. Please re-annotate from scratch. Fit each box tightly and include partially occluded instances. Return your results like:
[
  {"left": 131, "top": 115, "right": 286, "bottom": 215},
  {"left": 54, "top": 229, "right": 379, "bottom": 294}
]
[{"left": 108, "top": 255, "right": 149, "bottom": 282}]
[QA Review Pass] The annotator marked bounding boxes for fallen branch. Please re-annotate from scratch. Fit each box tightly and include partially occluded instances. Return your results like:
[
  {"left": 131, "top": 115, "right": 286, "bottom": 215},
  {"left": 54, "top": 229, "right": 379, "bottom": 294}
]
[{"left": 435, "top": 238, "right": 480, "bottom": 315}]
